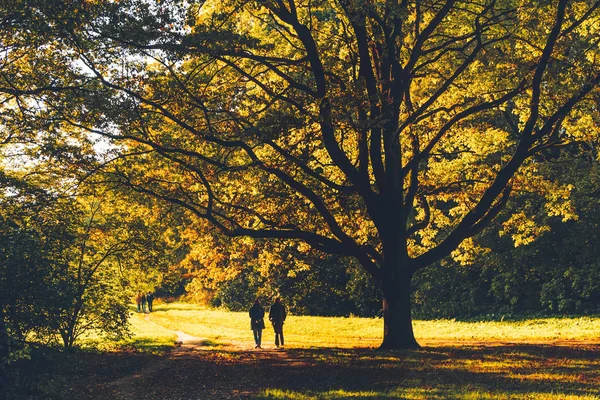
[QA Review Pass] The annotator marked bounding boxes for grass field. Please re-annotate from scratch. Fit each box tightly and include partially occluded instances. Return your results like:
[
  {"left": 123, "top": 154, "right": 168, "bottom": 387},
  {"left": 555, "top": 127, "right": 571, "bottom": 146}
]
[
  {"left": 115, "top": 303, "right": 600, "bottom": 399},
  {"left": 141, "top": 302, "right": 600, "bottom": 347},
  {"left": 19, "top": 303, "right": 600, "bottom": 400}
]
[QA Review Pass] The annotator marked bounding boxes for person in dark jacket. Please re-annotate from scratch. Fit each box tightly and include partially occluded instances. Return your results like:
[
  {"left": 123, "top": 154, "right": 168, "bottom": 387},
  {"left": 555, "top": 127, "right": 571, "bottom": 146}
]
[
  {"left": 249, "top": 299, "right": 265, "bottom": 348},
  {"left": 146, "top": 293, "right": 154, "bottom": 312},
  {"left": 269, "top": 297, "right": 286, "bottom": 347},
  {"left": 141, "top": 292, "right": 147, "bottom": 313}
]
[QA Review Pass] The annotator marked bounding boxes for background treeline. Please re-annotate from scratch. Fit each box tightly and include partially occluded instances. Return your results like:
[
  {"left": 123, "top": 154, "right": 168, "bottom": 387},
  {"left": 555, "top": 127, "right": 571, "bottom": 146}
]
[{"left": 416, "top": 153, "right": 600, "bottom": 319}]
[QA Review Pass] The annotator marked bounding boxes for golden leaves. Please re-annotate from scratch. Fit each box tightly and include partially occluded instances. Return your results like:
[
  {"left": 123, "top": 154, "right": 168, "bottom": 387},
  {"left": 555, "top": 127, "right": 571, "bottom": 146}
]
[
  {"left": 450, "top": 237, "right": 491, "bottom": 266},
  {"left": 500, "top": 212, "right": 551, "bottom": 247}
]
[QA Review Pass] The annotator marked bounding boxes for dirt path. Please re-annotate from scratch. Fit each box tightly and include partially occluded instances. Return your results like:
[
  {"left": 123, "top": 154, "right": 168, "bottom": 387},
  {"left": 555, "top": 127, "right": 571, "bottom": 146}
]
[
  {"left": 103, "top": 318, "right": 207, "bottom": 389},
  {"left": 102, "top": 315, "right": 307, "bottom": 396},
  {"left": 144, "top": 315, "right": 211, "bottom": 351}
]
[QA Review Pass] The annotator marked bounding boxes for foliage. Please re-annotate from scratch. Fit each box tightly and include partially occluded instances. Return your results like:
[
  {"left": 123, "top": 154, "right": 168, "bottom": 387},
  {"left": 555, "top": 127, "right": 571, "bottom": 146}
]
[
  {"left": 175, "top": 153, "right": 600, "bottom": 321},
  {"left": 0, "top": 183, "right": 121, "bottom": 347},
  {"left": 197, "top": 253, "right": 381, "bottom": 317},
  {"left": 413, "top": 155, "right": 600, "bottom": 319},
  {"left": 0, "top": 174, "right": 67, "bottom": 387},
  {"left": 0, "top": 164, "right": 180, "bottom": 351},
  {"left": 0, "top": 165, "right": 182, "bottom": 392},
  {"left": 178, "top": 229, "right": 381, "bottom": 315}
]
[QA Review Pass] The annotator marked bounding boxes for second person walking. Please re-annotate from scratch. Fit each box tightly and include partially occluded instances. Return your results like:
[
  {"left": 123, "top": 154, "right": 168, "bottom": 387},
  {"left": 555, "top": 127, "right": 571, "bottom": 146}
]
[{"left": 269, "top": 297, "right": 286, "bottom": 348}]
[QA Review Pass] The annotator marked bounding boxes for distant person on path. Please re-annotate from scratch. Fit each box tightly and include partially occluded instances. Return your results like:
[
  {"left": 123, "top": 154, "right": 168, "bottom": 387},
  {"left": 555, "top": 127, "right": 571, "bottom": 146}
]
[
  {"left": 141, "top": 292, "right": 147, "bottom": 313},
  {"left": 269, "top": 297, "right": 286, "bottom": 348},
  {"left": 249, "top": 299, "right": 265, "bottom": 348},
  {"left": 136, "top": 292, "right": 143, "bottom": 312},
  {"left": 147, "top": 292, "right": 154, "bottom": 312}
]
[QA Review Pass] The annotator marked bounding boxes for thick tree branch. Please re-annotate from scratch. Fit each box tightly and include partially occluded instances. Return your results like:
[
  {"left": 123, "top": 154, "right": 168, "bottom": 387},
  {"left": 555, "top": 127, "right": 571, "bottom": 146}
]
[{"left": 521, "top": 0, "right": 569, "bottom": 139}]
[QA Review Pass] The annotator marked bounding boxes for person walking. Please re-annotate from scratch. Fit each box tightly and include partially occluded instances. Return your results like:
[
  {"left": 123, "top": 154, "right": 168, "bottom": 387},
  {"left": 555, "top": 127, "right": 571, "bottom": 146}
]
[
  {"left": 141, "top": 292, "right": 147, "bottom": 313},
  {"left": 249, "top": 299, "right": 265, "bottom": 348},
  {"left": 135, "top": 292, "right": 143, "bottom": 312},
  {"left": 147, "top": 292, "right": 154, "bottom": 312},
  {"left": 269, "top": 297, "right": 286, "bottom": 348}
]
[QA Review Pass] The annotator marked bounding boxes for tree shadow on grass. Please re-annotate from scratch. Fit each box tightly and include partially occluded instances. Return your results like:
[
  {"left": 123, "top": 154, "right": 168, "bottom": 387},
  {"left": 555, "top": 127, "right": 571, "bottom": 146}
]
[
  {"left": 22, "top": 342, "right": 600, "bottom": 399},
  {"left": 248, "top": 344, "right": 600, "bottom": 399}
]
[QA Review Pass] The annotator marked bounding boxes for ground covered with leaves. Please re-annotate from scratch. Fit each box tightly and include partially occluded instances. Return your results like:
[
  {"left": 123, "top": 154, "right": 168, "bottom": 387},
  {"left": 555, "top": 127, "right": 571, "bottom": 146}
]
[{"left": 10, "top": 340, "right": 600, "bottom": 400}]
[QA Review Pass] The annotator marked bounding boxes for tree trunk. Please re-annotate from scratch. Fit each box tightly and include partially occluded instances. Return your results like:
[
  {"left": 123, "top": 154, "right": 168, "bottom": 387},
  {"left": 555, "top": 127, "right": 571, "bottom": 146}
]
[{"left": 380, "top": 256, "right": 420, "bottom": 349}]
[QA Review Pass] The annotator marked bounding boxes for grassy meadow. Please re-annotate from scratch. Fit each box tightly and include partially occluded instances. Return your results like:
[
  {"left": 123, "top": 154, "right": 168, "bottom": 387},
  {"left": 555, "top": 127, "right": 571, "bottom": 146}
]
[
  {"left": 23, "top": 303, "right": 600, "bottom": 400},
  {"left": 140, "top": 302, "right": 600, "bottom": 348}
]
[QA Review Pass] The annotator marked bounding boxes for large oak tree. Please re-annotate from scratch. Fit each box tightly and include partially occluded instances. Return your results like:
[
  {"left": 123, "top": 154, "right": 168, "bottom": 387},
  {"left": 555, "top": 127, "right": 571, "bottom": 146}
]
[{"left": 2, "top": 0, "right": 599, "bottom": 348}]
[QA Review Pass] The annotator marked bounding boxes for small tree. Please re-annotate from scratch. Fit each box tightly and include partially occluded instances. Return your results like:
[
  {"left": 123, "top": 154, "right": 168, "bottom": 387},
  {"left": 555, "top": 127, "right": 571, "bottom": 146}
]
[
  {"left": 41, "top": 189, "right": 176, "bottom": 348},
  {"left": 0, "top": 165, "right": 171, "bottom": 348}
]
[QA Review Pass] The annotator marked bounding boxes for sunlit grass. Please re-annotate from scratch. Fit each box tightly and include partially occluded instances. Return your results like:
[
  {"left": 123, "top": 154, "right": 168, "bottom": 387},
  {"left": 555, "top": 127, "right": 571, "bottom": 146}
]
[
  {"left": 80, "top": 307, "right": 177, "bottom": 353},
  {"left": 143, "top": 302, "right": 600, "bottom": 348},
  {"left": 416, "top": 317, "right": 600, "bottom": 342},
  {"left": 143, "top": 302, "right": 382, "bottom": 348},
  {"left": 120, "top": 309, "right": 178, "bottom": 352}
]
